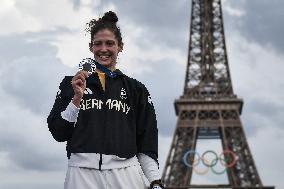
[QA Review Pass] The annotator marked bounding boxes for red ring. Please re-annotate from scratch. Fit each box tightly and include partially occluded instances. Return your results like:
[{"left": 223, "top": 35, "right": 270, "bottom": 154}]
[{"left": 219, "top": 149, "right": 237, "bottom": 168}]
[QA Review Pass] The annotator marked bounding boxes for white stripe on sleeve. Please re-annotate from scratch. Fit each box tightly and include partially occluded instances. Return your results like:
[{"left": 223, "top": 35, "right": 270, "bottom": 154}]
[
  {"left": 137, "top": 153, "right": 161, "bottom": 183},
  {"left": 61, "top": 101, "right": 80, "bottom": 122}
]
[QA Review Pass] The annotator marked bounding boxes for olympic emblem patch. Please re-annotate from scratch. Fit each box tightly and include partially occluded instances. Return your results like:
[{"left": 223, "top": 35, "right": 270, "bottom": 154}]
[{"left": 120, "top": 88, "right": 127, "bottom": 99}]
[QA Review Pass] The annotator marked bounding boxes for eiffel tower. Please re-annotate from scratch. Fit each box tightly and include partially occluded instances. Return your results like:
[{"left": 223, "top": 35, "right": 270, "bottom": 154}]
[{"left": 161, "top": 0, "right": 274, "bottom": 188}]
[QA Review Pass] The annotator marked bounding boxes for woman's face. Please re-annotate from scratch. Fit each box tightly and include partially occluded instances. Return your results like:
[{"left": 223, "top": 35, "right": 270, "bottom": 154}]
[{"left": 90, "top": 29, "right": 121, "bottom": 70}]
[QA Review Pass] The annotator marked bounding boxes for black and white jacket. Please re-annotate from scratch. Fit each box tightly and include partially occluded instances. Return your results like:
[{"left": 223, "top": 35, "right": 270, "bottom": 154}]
[{"left": 47, "top": 69, "right": 159, "bottom": 169}]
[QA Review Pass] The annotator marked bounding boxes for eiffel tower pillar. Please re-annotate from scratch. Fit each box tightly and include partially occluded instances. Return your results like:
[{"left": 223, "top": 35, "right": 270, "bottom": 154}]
[{"left": 161, "top": 0, "right": 274, "bottom": 188}]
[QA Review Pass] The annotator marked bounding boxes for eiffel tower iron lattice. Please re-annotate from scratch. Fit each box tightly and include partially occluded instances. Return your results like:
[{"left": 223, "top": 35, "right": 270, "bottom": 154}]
[{"left": 161, "top": 0, "right": 274, "bottom": 188}]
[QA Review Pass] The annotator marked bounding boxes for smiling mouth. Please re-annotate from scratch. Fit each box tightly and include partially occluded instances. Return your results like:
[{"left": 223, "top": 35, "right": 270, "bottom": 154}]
[
  {"left": 97, "top": 54, "right": 112, "bottom": 61},
  {"left": 99, "top": 55, "right": 110, "bottom": 59}
]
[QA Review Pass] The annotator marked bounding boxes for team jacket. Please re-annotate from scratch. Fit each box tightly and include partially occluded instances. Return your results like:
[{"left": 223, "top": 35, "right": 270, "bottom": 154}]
[{"left": 47, "top": 69, "right": 158, "bottom": 167}]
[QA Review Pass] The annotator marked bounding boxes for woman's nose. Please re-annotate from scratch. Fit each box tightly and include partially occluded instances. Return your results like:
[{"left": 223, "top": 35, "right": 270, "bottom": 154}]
[{"left": 100, "top": 44, "right": 108, "bottom": 52}]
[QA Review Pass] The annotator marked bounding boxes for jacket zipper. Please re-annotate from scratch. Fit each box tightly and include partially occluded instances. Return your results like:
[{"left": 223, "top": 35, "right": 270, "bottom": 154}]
[
  {"left": 99, "top": 153, "right": 102, "bottom": 170},
  {"left": 99, "top": 76, "right": 108, "bottom": 170}
]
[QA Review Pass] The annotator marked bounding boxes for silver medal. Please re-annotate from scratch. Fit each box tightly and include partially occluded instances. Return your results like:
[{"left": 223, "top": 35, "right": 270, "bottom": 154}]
[{"left": 78, "top": 58, "right": 96, "bottom": 74}]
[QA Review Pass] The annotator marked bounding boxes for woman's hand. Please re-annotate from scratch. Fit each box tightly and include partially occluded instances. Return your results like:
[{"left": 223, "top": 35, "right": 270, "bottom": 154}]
[{"left": 71, "top": 70, "right": 89, "bottom": 107}]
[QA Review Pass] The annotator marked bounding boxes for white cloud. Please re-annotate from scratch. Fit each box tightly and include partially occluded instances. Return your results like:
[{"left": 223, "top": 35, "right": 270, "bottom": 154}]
[
  {"left": 249, "top": 126, "right": 284, "bottom": 188},
  {"left": 228, "top": 31, "right": 284, "bottom": 105},
  {"left": 119, "top": 20, "right": 186, "bottom": 76},
  {"left": 222, "top": 0, "right": 246, "bottom": 17},
  {"left": 0, "top": 0, "right": 41, "bottom": 34},
  {"left": 0, "top": 0, "right": 100, "bottom": 37},
  {"left": 0, "top": 152, "right": 11, "bottom": 169},
  {"left": 158, "top": 134, "right": 172, "bottom": 173},
  {"left": 0, "top": 83, "right": 66, "bottom": 166},
  {"left": 0, "top": 76, "right": 67, "bottom": 189},
  {"left": 223, "top": 5, "right": 245, "bottom": 17},
  {"left": 47, "top": 1, "right": 117, "bottom": 68},
  {"left": 51, "top": 30, "right": 92, "bottom": 68}
]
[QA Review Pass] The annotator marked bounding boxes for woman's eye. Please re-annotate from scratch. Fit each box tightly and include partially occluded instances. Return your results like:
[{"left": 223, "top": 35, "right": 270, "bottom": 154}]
[
  {"left": 93, "top": 42, "right": 101, "bottom": 46},
  {"left": 106, "top": 41, "right": 115, "bottom": 46}
]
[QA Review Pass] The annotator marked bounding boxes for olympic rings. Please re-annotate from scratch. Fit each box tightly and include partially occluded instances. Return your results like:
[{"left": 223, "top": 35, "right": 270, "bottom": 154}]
[{"left": 182, "top": 149, "right": 237, "bottom": 175}]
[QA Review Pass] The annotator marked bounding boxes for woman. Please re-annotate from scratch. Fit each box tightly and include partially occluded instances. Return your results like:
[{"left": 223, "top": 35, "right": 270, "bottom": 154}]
[{"left": 47, "top": 11, "right": 164, "bottom": 189}]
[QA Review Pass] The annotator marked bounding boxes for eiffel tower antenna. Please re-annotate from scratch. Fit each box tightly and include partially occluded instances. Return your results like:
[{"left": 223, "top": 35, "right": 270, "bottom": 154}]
[{"left": 161, "top": 0, "right": 274, "bottom": 188}]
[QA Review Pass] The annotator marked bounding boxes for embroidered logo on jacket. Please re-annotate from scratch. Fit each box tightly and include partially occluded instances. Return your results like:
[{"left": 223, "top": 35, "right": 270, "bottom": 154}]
[{"left": 120, "top": 88, "right": 127, "bottom": 99}]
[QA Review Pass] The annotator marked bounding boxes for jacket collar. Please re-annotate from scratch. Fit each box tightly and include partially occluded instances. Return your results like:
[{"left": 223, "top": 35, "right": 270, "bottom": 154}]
[
  {"left": 86, "top": 69, "right": 125, "bottom": 86},
  {"left": 113, "top": 69, "right": 125, "bottom": 77}
]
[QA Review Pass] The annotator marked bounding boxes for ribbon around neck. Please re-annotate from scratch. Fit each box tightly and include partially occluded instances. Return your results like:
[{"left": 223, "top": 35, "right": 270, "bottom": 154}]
[{"left": 79, "top": 58, "right": 117, "bottom": 78}]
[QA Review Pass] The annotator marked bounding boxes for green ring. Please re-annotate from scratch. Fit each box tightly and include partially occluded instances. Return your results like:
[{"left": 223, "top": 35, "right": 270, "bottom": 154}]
[{"left": 210, "top": 158, "right": 227, "bottom": 175}]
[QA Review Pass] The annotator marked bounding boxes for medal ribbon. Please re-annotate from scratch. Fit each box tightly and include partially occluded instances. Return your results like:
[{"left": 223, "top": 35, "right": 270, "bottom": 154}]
[{"left": 92, "top": 58, "right": 117, "bottom": 78}]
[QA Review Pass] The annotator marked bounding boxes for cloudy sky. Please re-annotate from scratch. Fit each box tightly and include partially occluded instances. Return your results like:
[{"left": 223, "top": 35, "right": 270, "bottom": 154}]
[{"left": 0, "top": 0, "right": 283, "bottom": 188}]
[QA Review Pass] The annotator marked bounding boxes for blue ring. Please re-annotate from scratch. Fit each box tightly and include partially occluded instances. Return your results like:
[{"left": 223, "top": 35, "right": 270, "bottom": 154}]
[{"left": 183, "top": 150, "right": 200, "bottom": 168}]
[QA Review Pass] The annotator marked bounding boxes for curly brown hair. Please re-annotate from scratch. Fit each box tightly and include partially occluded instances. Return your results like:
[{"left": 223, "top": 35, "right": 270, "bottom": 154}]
[{"left": 86, "top": 11, "right": 123, "bottom": 50}]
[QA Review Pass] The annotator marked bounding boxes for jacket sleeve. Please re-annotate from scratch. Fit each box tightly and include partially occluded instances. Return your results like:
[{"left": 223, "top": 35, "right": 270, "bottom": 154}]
[
  {"left": 136, "top": 84, "right": 159, "bottom": 167},
  {"left": 47, "top": 77, "right": 75, "bottom": 142}
]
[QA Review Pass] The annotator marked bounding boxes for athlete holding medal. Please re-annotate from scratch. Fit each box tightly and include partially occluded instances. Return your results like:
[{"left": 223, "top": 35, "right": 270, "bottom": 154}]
[{"left": 47, "top": 11, "right": 164, "bottom": 189}]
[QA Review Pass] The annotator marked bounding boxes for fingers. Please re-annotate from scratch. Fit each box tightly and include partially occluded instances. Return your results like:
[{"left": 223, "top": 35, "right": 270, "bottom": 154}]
[
  {"left": 72, "top": 71, "right": 89, "bottom": 84},
  {"left": 71, "top": 71, "right": 89, "bottom": 98},
  {"left": 72, "top": 79, "right": 84, "bottom": 87},
  {"left": 75, "top": 74, "right": 86, "bottom": 84},
  {"left": 80, "top": 70, "right": 89, "bottom": 79},
  {"left": 72, "top": 70, "right": 89, "bottom": 81}
]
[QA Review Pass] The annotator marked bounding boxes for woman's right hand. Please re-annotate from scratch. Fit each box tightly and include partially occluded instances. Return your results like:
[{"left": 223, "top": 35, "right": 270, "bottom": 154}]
[{"left": 71, "top": 70, "right": 89, "bottom": 107}]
